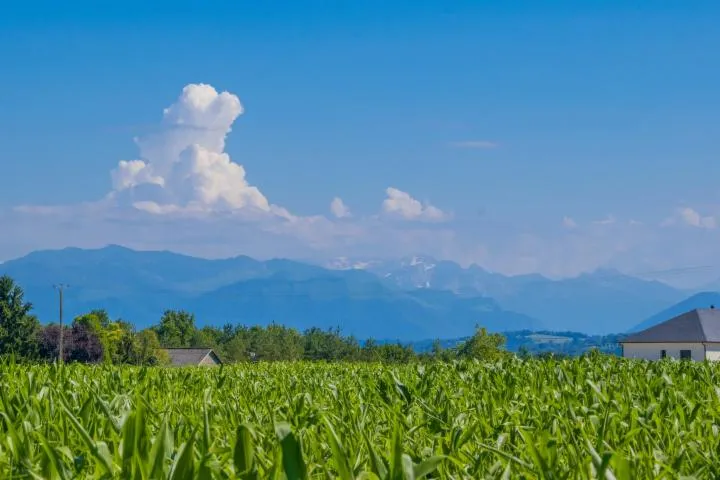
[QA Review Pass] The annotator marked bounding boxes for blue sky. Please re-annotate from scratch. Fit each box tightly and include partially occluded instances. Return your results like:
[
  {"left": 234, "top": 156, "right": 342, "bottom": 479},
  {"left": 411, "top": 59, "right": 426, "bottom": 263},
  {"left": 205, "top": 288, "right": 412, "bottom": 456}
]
[{"left": 2, "top": 1, "right": 720, "bottom": 284}]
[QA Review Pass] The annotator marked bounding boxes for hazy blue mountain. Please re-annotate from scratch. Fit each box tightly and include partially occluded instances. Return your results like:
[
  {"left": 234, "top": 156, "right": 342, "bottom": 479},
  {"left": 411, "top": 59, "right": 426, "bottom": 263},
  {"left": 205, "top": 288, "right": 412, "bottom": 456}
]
[
  {"left": 0, "top": 246, "right": 539, "bottom": 339},
  {"left": 629, "top": 291, "right": 720, "bottom": 332},
  {"left": 1, "top": 245, "right": 322, "bottom": 293},
  {"left": 1, "top": 245, "right": 686, "bottom": 336},
  {"left": 0, "top": 245, "right": 341, "bottom": 328},
  {"left": 328, "top": 257, "right": 685, "bottom": 333},
  {"left": 185, "top": 273, "right": 540, "bottom": 340},
  {"left": 493, "top": 269, "right": 684, "bottom": 334},
  {"left": 697, "top": 276, "right": 720, "bottom": 293}
]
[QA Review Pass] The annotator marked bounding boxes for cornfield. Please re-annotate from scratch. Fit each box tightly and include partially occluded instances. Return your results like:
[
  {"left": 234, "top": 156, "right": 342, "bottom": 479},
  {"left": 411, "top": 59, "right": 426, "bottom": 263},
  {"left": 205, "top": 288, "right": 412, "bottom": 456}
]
[{"left": 1, "top": 357, "right": 719, "bottom": 479}]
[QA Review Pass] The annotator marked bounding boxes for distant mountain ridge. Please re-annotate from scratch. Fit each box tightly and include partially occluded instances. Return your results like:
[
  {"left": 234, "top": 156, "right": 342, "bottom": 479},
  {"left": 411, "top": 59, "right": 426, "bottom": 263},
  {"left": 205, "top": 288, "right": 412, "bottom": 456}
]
[
  {"left": 187, "top": 274, "right": 540, "bottom": 339},
  {"left": 0, "top": 245, "right": 692, "bottom": 337},
  {"left": 629, "top": 291, "right": 720, "bottom": 332},
  {"left": 325, "top": 255, "right": 686, "bottom": 333},
  {"left": 0, "top": 245, "right": 539, "bottom": 340}
]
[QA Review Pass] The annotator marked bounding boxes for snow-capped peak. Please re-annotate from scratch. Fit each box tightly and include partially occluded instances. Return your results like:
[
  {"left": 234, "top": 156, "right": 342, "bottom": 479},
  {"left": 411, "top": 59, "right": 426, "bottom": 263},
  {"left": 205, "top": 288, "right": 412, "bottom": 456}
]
[
  {"left": 324, "top": 257, "right": 381, "bottom": 271},
  {"left": 404, "top": 255, "right": 436, "bottom": 271}
]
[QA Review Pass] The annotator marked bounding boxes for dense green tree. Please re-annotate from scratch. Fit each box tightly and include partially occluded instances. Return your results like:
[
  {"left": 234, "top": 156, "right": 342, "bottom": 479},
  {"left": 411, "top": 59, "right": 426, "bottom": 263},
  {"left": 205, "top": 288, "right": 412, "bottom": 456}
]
[
  {"left": 74, "top": 312, "right": 110, "bottom": 363},
  {"left": 359, "top": 340, "right": 416, "bottom": 363},
  {"left": 431, "top": 339, "right": 443, "bottom": 357},
  {"left": 421, "top": 338, "right": 455, "bottom": 362},
  {"left": 113, "top": 329, "right": 135, "bottom": 363},
  {"left": 223, "top": 335, "right": 250, "bottom": 362},
  {"left": 73, "top": 312, "right": 136, "bottom": 364},
  {"left": 517, "top": 346, "right": 531, "bottom": 359},
  {"left": 0, "top": 275, "right": 40, "bottom": 359},
  {"left": 361, "top": 338, "right": 380, "bottom": 361},
  {"left": 154, "top": 310, "right": 197, "bottom": 347},
  {"left": 375, "top": 343, "right": 416, "bottom": 363},
  {"left": 87, "top": 309, "right": 111, "bottom": 328},
  {"left": 456, "top": 326, "right": 508, "bottom": 361},
  {"left": 303, "top": 327, "right": 361, "bottom": 361},
  {"left": 242, "top": 324, "right": 304, "bottom": 361},
  {"left": 190, "top": 326, "right": 221, "bottom": 350},
  {"left": 134, "top": 329, "right": 170, "bottom": 365}
]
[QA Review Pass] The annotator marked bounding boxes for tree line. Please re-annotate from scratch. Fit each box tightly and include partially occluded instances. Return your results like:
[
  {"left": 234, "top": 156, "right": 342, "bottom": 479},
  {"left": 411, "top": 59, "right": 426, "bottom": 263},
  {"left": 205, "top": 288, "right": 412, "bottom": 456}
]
[{"left": 0, "top": 275, "right": 508, "bottom": 365}]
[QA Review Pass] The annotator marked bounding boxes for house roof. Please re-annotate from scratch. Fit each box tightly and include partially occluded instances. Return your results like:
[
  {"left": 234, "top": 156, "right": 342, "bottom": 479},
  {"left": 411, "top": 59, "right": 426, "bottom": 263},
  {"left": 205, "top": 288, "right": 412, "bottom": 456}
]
[
  {"left": 165, "top": 348, "right": 222, "bottom": 366},
  {"left": 622, "top": 308, "right": 720, "bottom": 343}
]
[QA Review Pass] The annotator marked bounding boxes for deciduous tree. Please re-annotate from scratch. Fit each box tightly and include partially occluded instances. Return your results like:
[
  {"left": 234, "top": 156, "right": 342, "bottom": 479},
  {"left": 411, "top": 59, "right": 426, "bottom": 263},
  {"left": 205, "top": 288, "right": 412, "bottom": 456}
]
[
  {"left": 134, "top": 329, "right": 169, "bottom": 365},
  {"left": 154, "top": 309, "right": 197, "bottom": 347},
  {"left": 456, "top": 326, "right": 508, "bottom": 361}
]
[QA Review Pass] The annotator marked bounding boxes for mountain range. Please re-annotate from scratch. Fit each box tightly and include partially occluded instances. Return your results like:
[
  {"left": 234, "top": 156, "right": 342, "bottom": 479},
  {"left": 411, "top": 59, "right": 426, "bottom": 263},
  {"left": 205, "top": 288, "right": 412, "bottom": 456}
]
[
  {"left": 324, "top": 256, "right": 687, "bottom": 333},
  {"left": 628, "top": 291, "right": 720, "bottom": 332},
  {"left": 0, "top": 245, "right": 708, "bottom": 339}
]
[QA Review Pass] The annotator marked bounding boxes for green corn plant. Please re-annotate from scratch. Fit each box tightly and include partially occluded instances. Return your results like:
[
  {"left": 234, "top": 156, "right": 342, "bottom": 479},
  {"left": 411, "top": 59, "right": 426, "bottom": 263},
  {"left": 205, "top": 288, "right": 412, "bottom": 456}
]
[{"left": 0, "top": 358, "right": 719, "bottom": 478}]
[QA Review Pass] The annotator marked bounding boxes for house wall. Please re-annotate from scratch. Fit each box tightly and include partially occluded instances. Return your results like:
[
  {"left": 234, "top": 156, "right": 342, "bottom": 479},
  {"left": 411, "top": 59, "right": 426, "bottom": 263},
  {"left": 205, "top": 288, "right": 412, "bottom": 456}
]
[
  {"left": 199, "top": 353, "right": 220, "bottom": 366},
  {"left": 622, "top": 342, "right": 705, "bottom": 361},
  {"left": 704, "top": 343, "right": 720, "bottom": 361}
]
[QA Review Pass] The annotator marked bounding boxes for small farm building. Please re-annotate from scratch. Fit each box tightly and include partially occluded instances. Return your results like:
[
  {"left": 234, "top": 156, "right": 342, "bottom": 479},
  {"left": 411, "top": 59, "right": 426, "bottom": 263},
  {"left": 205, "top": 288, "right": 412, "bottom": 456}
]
[
  {"left": 165, "top": 348, "right": 223, "bottom": 366},
  {"left": 621, "top": 308, "right": 720, "bottom": 361}
]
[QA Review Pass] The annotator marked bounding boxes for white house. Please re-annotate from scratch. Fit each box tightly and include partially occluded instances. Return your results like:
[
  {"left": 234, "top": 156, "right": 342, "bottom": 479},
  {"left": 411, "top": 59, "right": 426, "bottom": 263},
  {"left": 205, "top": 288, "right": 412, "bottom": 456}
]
[{"left": 621, "top": 308, "right": 720, "bottom": 361}]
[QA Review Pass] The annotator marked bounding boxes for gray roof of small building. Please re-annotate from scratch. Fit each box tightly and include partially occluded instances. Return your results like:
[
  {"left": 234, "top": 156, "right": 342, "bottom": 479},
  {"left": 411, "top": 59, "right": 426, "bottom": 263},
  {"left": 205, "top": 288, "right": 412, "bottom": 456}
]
[
  {"left": 622, "top": 308, "right": 720, "bottom": 343},
  {"left": 165, "top": 348, "right": 222, "bottom": 366}
]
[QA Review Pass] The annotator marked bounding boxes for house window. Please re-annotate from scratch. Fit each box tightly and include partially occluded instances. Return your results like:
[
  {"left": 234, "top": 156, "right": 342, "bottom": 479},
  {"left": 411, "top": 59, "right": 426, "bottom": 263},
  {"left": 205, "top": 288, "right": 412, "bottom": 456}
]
[
  {"left": 680, "top": 350, "right": 692, "bottom": 360},
  {"left": 660, "top": 350, "right": 667, "bottom": 359}
]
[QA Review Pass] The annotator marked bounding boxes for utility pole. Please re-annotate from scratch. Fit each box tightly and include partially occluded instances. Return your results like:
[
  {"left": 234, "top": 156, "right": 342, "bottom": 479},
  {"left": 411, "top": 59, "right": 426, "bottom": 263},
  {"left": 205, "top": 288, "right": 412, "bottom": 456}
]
[{"left": 54, "top": 284, "right": 69, "bottom": 363}]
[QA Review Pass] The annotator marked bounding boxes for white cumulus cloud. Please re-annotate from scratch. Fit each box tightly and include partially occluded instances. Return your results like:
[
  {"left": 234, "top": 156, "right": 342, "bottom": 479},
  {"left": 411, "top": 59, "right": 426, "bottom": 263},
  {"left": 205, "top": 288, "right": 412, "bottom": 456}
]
[
  {"left": 109, "top": 83, "right": 285, "bottom": 217},
  {"left": 663, "top": 207, "right": 717, "bottom": 229},
  {"left": 381, "top": 187, "right": 448, "bottom": 222},
  {"left": 330, "top": 197, "right": 351, "bottom": 218},
  {"left": 111, "top": 160, "right": 164, "bottom": 190},
  {"left": 592, "top": 215, "right": 616, "bottom": 225}
]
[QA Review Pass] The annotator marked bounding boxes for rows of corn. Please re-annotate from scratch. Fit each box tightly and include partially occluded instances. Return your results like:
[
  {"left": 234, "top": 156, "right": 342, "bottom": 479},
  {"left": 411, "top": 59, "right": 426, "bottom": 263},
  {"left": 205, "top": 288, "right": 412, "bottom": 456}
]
[{"left": 1, "top": 357, "right": 720, "bottom": 479}]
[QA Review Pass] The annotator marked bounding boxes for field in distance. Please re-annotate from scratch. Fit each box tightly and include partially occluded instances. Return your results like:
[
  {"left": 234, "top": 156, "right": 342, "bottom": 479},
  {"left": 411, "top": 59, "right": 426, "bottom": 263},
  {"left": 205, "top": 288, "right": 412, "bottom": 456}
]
[{"left": 1, "top": 358, "right": 718, "bottom": 478}]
